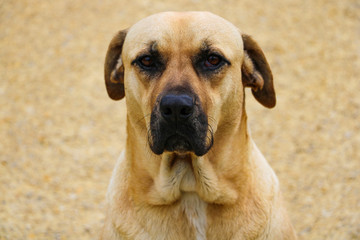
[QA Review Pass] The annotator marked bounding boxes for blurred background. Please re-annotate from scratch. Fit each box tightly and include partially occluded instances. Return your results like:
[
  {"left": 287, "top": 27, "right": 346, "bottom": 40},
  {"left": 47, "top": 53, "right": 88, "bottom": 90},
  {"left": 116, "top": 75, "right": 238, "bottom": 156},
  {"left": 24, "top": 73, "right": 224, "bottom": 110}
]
[{"left": 0, "top": 0, "right": 359, "bottom": 239}]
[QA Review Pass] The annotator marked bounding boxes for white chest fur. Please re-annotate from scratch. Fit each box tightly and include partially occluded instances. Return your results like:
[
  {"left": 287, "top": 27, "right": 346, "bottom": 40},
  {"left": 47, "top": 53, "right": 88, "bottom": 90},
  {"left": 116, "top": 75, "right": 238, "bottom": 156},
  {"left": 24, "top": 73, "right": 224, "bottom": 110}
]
[{"left": 181, "top": 193, "right": 207, "bottom": 240}]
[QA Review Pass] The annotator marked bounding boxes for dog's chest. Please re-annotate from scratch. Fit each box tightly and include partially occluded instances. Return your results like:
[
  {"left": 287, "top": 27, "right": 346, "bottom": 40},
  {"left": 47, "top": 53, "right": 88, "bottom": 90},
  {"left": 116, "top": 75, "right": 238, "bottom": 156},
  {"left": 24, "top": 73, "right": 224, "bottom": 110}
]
[{"left": 181, "top": 193, "right": 207, "bottom": 240}]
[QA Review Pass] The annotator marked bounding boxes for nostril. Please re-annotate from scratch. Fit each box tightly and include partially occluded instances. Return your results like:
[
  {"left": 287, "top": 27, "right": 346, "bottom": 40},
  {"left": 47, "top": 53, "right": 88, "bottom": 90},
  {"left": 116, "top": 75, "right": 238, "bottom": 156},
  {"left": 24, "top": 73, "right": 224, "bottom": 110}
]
[
  {"left": 160, "top": 101, "right": 175, "bottom": 120},
  {"left": 163, "top": 107, "right": 172, "bottom": 116},
  {"left": 180, "top": 106, "right": 193, "bottom": 118}
]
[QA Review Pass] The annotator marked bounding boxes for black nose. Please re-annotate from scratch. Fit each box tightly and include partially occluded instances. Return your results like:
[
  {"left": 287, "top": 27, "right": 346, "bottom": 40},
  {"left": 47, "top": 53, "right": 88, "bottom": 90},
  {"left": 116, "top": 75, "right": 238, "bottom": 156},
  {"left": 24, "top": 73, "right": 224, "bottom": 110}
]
[{"left": 160, "top": 94, "right": 194, "bottom": 121}]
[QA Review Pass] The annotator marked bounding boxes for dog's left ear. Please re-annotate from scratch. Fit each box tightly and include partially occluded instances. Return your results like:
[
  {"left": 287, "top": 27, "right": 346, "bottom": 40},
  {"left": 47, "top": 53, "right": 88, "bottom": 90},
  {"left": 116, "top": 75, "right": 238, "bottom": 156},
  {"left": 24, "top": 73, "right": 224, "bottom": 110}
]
[
  {"left": 241, "top": 34, "right": 276, "bottom": 108},
  {"left": 104, "top": 29, "right": 128, "bottom": 100}
]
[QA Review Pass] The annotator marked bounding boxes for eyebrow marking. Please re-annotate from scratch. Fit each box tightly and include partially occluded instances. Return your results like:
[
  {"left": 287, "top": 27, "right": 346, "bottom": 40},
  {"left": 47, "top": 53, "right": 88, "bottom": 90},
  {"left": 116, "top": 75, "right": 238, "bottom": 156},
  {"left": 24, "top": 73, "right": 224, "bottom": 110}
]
[
  {"left": 131, "top": 41, "right": 160, "bottom": 66},
  {"left": 150, "top": 41, "right": 158, "bottom": 53},
  {"left": 199, "top": 40, "right": 228, "bottom": 60},
  {"left": 200, "top": 39, "right": 213, "bottom": 52},
  {"left": 195, "top": 39, "right": 231, "bottom": 65}
]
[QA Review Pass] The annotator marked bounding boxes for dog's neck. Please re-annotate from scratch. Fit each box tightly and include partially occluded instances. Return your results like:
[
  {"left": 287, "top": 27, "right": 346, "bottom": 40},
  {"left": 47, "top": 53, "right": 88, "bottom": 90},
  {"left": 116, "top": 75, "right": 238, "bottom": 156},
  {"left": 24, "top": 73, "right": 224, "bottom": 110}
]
[{"left": 125, "top": 110, "right": 253, "bottom": 206}]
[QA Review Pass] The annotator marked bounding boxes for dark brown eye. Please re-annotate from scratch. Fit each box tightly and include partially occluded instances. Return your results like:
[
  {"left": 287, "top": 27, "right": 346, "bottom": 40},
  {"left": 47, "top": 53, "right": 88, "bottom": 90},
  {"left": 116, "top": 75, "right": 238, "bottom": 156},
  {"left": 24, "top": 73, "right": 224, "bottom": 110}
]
[
  {"left": 204, "top": 55, "right": 221, "bottom": 68},
  {"left": 140, "top": 56, "right": 153, "bottom": 67}
]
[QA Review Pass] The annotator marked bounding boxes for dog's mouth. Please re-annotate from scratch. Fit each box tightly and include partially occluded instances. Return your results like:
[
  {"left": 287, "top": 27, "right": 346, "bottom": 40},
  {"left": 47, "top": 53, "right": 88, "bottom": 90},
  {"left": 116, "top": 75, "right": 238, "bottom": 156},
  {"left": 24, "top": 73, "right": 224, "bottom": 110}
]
[
  {"left": 148, "top": 93, "right": 213, "bottom": 157},
  {"left": 164, "top": 134, "right": 192, "bottom": 153},
  {"left": 149, "top": 127, "right": 213, "bottom": 156}
]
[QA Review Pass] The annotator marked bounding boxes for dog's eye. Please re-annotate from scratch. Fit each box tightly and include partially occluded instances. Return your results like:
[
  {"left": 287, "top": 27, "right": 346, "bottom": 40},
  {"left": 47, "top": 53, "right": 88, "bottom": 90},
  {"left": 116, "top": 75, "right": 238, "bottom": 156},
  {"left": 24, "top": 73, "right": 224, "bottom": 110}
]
[
  {"left": 194, "top": 52, "right": 229, "bottom": 76},
  {"left": 203, "top": 54, "right": 225, "bottom": 70},
  {"left": 139, "top": 56, "right": 154, "bottom": 68},
  {"left": 205, "top": 55, "right": 221, "bottom": 67},
  {"left": 133, "top": 54, "right": 165, "bottom": 76}
]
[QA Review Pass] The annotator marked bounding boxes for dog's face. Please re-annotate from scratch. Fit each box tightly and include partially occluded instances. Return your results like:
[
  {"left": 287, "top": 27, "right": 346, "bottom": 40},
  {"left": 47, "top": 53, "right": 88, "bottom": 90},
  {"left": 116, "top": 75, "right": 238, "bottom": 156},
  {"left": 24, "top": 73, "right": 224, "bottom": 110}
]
[{"left": 105, "top": 12, "right": 275, "bottom": 157}]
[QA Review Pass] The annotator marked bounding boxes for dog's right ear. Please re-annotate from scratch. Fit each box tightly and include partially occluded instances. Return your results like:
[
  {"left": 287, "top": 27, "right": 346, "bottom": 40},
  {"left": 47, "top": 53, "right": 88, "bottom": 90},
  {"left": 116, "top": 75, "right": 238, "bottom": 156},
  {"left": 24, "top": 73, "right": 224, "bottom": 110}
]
[
  {"left": 104, "top": 30, "right": 128, "bottom": 100},
  {"left": 241, "top": 34, "right": 276, "bottom": 108}
]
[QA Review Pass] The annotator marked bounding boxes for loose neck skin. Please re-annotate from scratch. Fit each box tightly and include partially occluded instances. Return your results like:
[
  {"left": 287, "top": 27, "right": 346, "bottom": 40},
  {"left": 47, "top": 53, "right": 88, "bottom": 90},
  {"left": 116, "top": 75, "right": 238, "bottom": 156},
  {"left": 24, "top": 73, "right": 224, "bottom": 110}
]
[{"left": 125, "top": 108, "right": 252, "bottom": 206}]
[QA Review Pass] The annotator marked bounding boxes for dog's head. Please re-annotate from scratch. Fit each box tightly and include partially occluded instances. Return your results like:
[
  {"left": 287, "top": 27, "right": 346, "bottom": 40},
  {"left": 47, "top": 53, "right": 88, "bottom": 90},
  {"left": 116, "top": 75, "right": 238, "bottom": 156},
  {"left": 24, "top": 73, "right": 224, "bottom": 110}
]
[{"left": 104, "top": 12, "right": 275, "bottom": 157}]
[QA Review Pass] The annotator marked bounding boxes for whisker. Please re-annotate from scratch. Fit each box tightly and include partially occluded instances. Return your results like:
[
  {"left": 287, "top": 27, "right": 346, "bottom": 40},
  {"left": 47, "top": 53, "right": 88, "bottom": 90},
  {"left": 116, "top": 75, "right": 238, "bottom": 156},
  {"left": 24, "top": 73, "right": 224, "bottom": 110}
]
[
  {"left": 135, "top": 113, "right": 152, "bottom": 126},
  {"left": 208, "top": 116, "right": 216, "bottom": 126},
  {"left": 206, "top": 123, "right": 214, "bottom": 150}
]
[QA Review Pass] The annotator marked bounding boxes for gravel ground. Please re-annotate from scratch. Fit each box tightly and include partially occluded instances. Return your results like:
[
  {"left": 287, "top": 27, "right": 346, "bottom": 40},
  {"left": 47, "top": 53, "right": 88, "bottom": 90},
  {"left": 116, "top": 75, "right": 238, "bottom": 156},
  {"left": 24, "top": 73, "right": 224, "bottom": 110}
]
[{"left": 1, "top": 0, "right": 359, "bottom": 239}]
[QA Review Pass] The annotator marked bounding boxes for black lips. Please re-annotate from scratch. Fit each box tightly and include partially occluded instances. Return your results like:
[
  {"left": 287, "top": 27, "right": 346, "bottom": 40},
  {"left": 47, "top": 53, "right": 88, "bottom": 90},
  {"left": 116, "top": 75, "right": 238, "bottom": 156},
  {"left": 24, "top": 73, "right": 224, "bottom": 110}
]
[{"left": 149, "top": 93, "right": 213, "bottom": 156}]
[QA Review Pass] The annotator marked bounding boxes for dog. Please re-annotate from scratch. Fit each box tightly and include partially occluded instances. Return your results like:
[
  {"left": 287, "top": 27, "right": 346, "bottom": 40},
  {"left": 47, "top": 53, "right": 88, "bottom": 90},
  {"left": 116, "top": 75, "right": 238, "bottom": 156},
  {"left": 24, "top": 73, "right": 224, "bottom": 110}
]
[{"left": 101, "top": 11, "right": 296, "bottom": 240}]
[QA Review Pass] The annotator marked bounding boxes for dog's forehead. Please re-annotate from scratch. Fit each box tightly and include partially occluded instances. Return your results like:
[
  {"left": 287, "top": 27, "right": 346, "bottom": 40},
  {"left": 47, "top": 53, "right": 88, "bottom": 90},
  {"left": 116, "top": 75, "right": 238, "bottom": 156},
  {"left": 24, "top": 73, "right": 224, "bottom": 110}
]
[{"left": 123, "top": 12, "right": 243, "bottom": 58}]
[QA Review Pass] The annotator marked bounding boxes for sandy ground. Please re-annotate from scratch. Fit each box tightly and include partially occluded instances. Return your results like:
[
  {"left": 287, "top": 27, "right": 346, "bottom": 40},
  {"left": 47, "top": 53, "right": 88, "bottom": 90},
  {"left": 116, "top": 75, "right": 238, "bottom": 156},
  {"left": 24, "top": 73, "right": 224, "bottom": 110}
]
[{"left": 1, "top": 0, "right": 359, "bottom": 239}]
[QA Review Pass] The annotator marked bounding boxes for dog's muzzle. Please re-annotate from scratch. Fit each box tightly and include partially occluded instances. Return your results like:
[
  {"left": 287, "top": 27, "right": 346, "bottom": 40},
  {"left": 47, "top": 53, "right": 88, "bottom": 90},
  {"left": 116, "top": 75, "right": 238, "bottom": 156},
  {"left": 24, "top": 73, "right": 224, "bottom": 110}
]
[{"left": 149, "top": 94, "right": 213, "bottom": 156}]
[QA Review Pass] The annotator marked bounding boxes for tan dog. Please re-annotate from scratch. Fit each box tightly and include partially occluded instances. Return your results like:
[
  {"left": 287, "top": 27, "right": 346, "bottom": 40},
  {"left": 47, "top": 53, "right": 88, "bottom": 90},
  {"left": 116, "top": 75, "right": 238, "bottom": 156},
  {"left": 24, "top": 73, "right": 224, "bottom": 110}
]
[{"left": 101, "top": 11, "right": 296, "bottom": 240}]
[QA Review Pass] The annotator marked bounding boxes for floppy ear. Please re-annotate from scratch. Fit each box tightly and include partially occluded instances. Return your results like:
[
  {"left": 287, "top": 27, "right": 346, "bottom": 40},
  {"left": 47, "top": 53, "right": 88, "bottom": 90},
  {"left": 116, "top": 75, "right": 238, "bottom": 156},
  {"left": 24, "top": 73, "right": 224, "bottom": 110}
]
[
  {"left": 104, "top": 29, "right": 128, "bottom": 100},
  {"left": 241, "top": 34, "right": 276, "bottom": 108}
]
